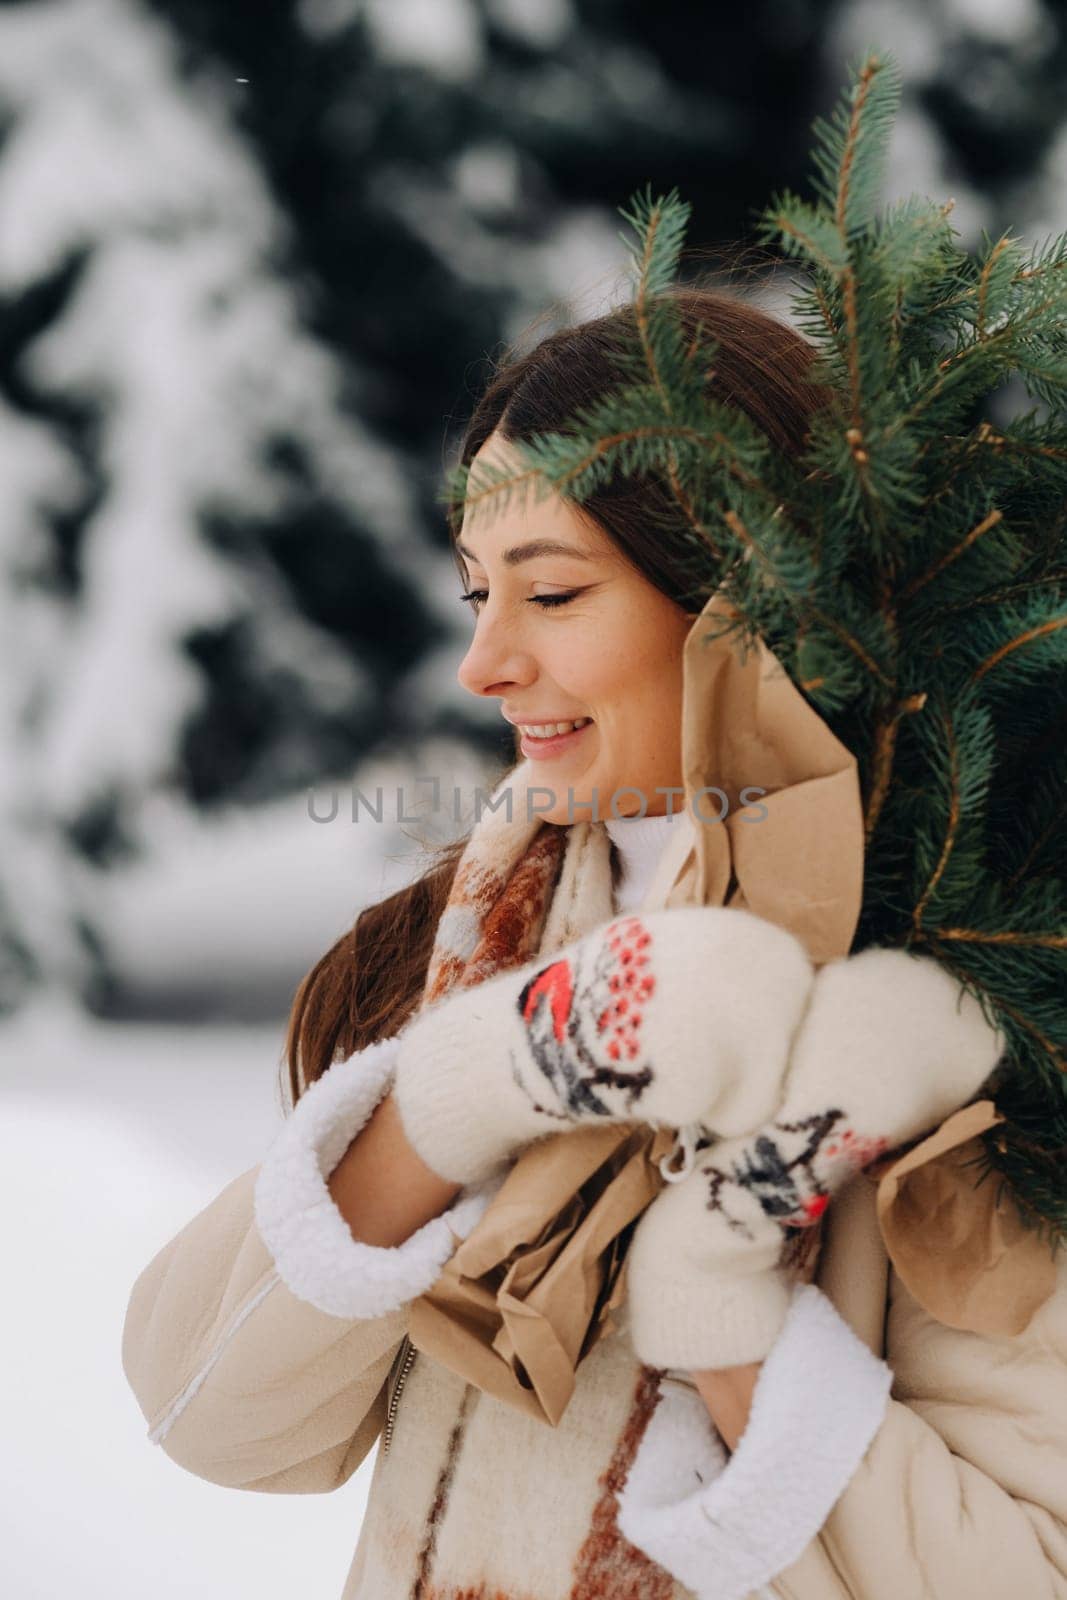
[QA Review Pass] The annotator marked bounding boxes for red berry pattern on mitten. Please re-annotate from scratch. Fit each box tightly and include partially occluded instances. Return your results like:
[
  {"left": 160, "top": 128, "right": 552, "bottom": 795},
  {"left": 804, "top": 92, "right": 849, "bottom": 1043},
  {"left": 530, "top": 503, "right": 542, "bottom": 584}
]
[
  {"left": 516, "top": 915, "right": 659, "bottom": 1120},
  {"left": 394, "top": 903, "right": 816, "bottom": 1188}
]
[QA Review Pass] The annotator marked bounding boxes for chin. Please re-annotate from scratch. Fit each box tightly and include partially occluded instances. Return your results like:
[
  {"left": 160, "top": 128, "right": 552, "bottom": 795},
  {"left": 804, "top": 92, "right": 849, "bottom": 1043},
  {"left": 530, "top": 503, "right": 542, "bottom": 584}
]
[{"left": 542, "top": 792, "right": 603, "bottom": 828}]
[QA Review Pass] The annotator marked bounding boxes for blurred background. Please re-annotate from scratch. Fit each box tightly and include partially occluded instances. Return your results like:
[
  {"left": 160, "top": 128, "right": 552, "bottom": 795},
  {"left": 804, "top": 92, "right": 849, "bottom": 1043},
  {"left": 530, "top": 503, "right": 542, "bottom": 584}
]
[{"left": 1, "top": 1, "right": 1063, "bottom": 1595}]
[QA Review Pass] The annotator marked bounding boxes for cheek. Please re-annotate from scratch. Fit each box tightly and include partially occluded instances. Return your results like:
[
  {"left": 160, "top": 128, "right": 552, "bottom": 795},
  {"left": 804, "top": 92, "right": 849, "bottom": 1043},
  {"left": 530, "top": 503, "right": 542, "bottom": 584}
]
[
  {"left": 552, "top": 635, "right": 623, "bottom": 702},
  {"left": 557, "top": 592, "right": 688, "bottom": 710},
  {"left": 599, "top": 615, "right": 684, "bottom": 698},
  {"left": 584, "top": 655, "right": 634, "bottom": 710}
]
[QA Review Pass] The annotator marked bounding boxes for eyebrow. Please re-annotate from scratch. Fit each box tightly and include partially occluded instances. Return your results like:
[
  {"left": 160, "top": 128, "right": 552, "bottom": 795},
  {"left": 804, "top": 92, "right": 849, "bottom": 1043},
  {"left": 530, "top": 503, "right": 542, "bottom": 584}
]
[{"left": 455, "top": 537, "right": 596, "bottom": 567}]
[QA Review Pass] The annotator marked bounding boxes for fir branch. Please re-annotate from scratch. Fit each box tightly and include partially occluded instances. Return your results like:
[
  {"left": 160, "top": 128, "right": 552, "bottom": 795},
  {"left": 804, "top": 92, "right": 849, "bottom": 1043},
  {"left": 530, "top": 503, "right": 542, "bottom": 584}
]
[
  {"left": 809, "top": 49, "right": 901, "bottom": 239},
  {"left": 812, "top": 277, "right": 841, "bottom": 341},
  {"left": 454, "top": 461, "right": 546, "bottom": 524},
  {"left": 629, "top": 194, "right": 683, "bottom": 409},
  {"left": 910, "top": 941, "right": 1067, "bottom": 1076},
  {"left": 764, "top": 198, "right": 849, "bottom": 276},
  {"left": 1005, "top": 794, "right": 1067, "bottom": 891},
  {"left": 920, "top": 928, "right": 1067, "bottom": 950},
  {"left": 928, "top": 571, "right": 1067, "bottom": 619},
  {"left": 971, "top": 613, "right": 1067, "bottom": 683},
  {"left": 865, "top": 691, "right": 927, "bottom": 843},
  {"left": 990, "top": 1127, "right": 1067, "bottom": 1168},
  {"left": 912, "top": 707, "right": 960, "bottom": 930},
  {"left": 664, "top": 457, "right": 726, "bottom": 564},
  {"left": 547, "top": 423, "right": 733, "bottom": 491},
  {"left": 833, "top": 59, "right": 880, "bottom": 435},
  {"left": 620, "top": 193, "right": 745, "bottom": 573},
  {"left": 886, "top": 351, "right": 994, "bottom": 442},
  {"left": 803, "top": 603, "right": 893, "bottom": 687},
  {"left": 901, "top": 508, "right": 1004, "bottom": 601},
  {"left": 1014, "top": 230, "right": 1067, "bottom": 282},
  {"left": 618, "top": 185, "right": 691, "bottom": 301},
  {"left": 915, "top": 421, "right": 1067, "bottom": 514},
  {"left": 788, "top": 55, "right": 905, "bottom": 550},
  {"left": 721, "top": 508, "right": 778, "bottom": 587},
  {"left": 976, "top": 234, "right": 1017, "bottom": 340},
  {"left": 974, "top": 1140, "right": 1067, "bottom": 1251},
  {"left": 441, "top": 48, "right": 1067, "bottom": 1241},
  {"left": 911, "top": 286, "right": 1067, "bottom": 424}
]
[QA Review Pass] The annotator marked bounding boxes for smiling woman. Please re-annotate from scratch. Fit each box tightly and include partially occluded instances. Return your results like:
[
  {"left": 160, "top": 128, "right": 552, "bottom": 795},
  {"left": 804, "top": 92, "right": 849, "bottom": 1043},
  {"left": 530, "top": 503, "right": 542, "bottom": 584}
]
[
  {"left": 120, "top": 39, "right": 1067, "bottom": 1585},
  {"left": 123, "top": 280, "right": 1056, "bottom": 1600},
  {"left": 272, "top": 285, "right": 833, "bottom": 1088}
]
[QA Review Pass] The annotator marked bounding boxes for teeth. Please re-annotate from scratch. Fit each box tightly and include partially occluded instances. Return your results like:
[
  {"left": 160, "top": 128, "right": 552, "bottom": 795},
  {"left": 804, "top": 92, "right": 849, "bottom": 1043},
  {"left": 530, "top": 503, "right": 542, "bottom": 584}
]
[{"left": 521, "top": 718, "right": 592, "bottom": 738}]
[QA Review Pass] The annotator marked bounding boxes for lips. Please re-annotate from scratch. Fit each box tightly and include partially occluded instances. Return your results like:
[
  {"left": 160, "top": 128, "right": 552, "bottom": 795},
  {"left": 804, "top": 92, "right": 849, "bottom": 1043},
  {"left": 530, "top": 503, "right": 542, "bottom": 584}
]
[{"left": 518, "top": 721, "right": 594, "bottom": 759}]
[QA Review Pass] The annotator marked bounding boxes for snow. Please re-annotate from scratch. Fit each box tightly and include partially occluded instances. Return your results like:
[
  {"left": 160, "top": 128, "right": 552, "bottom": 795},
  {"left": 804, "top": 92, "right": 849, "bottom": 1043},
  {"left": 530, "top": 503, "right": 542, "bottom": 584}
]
[
  {"left": 362, "top": 0, "right": 486, "bottom": 80},
  {"left": 85, "top": 737, "right": 492, "bottom": 1018},
  {"left": 0, "top": 997, "right": 378, "bottom": 1597},
  {"left": 526, "top": 208, "right": 633, "bottom": 326},
  {"left": 449, "top": 142, "right": 522, "bottom": 216},
  {"left": 0, "top": 394, "right": 91, "bottom": 992},
  {"left": 943, "top": 0, "right": 1045, "bottom": 45},
  {"left": 0, "top": 0, "right": 423, "bottom": 812},
  {"left": 1027, "top": 121, "right": 1067, "bottom": 245},
  {"left": 377, "top": 156, "right": 628, "bottom": 333},
  {"left": 485, "top": 0, "right": 574, "bottom": 51},
  {"left": 0, "top": 0, "right": 439, "bottom": 1001}
]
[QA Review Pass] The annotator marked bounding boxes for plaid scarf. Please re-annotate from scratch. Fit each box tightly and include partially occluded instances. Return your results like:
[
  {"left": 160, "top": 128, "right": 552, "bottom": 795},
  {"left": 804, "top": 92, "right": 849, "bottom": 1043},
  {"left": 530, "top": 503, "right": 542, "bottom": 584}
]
[{"left": 421, "top": 760, "right": 617, "bottom": 1009}]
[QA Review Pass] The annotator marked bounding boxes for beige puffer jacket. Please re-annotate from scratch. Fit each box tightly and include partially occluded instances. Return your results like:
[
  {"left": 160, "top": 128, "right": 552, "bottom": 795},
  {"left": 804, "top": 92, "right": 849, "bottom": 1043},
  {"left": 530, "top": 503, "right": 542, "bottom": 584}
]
[
  {"left": 122, "top": 1062, "right": 1067, "bottom": 1600},
  {"left": 123, "top": 716, "right": 1066, "bottom": 1595}
]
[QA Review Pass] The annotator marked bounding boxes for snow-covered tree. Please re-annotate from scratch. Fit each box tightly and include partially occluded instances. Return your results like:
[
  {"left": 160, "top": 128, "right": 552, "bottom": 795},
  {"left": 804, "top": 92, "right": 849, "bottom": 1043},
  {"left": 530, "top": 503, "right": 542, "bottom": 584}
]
[{"left": 0, "top": 0, "right": 451, "bottom": 1008}]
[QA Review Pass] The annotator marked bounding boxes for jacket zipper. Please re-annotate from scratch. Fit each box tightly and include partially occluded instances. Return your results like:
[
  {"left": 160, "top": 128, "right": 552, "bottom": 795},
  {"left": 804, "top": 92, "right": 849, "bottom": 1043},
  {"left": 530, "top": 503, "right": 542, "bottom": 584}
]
[{"left": 382, "top": 1335, "right": 416, "bottom": 1456}]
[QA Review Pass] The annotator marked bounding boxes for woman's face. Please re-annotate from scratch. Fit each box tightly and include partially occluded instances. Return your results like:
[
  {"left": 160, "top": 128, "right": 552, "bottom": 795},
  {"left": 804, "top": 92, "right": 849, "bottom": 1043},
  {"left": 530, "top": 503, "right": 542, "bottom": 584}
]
[{"left": 455, "top": 431, "right": 696, "bottom": 823}]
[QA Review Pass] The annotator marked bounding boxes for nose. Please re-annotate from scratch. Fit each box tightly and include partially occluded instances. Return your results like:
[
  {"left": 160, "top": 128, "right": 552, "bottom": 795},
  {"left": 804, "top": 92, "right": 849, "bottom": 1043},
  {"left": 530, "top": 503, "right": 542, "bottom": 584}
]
[{"left": 457, "top": 607, "right": 537, "bottom": 700}]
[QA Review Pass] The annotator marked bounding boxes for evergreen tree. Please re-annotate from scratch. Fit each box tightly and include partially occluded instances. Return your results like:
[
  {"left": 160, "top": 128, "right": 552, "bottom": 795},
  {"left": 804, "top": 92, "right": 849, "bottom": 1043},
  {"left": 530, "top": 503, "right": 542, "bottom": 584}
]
[
  {"left": 0, "top": 0, "right": 446, "bottom": 1010},
  {"left": 451, "top": 50, "right": 1067, "bottom": 1246}
]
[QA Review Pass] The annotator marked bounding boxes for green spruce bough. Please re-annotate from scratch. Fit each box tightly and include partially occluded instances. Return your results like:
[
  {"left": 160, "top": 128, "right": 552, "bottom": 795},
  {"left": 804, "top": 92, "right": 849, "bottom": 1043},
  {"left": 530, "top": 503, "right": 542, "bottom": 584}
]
[{"left": 447, "top": 51, "right": 1067, "bottom": 1251}]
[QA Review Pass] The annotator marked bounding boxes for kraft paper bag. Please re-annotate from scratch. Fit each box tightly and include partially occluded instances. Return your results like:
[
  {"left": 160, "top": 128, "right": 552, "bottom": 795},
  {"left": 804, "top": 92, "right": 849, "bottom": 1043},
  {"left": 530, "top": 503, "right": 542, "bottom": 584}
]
[{"left": 874, "top": 1099, "right": 1058, "bottom": 1336}]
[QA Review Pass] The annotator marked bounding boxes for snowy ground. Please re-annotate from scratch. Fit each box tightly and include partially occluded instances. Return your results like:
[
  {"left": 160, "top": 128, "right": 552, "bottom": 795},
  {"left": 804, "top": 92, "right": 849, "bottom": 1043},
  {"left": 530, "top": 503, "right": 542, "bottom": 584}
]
[{"left": 1, "top": 996, "right": 379, "bottom": 1599}]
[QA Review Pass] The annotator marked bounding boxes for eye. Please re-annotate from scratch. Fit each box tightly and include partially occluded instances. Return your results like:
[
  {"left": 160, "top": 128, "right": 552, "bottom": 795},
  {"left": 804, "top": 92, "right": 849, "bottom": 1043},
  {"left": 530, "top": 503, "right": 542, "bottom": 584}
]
[{"left": 459, "top": 590, "right": 581, "bottom": 613}]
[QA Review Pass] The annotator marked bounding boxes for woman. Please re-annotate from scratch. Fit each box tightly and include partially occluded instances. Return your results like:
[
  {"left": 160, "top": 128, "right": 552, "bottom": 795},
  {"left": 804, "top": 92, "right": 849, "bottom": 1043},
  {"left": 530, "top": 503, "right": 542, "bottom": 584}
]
[{"left": 122, "top": 288, "right": 1067, "bottom": 1600}]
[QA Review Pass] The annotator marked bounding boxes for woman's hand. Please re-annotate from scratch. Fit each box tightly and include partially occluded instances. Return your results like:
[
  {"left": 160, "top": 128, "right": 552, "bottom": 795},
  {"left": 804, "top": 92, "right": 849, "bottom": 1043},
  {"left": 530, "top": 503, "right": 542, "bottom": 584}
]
[
  {"left": 391, "top": 904, "right": 814, "bottom": 1186},
  {"left": 690, "top": 1361, "right": 764, "bottom": 1452},
  {"left": 625, "top": 944, "right": 1007, "bottom": 1375}
]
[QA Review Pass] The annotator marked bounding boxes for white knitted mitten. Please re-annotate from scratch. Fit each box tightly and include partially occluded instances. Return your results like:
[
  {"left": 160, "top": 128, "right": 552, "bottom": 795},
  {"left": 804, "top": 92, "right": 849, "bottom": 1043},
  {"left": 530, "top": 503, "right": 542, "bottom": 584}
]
[
  {"left": 392, "top": 906, "right": 815, "bottom": 1186},
  {"left": 626, "top": 945, "right": 1008, "bottom": 1371}
]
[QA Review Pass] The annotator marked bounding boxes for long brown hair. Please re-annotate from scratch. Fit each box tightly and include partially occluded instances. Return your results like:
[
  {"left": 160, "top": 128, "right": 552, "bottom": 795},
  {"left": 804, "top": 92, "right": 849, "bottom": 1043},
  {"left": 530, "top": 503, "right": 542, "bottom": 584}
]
[{"left": 282, "top": 284, "right": 835, "bottom": 1108}]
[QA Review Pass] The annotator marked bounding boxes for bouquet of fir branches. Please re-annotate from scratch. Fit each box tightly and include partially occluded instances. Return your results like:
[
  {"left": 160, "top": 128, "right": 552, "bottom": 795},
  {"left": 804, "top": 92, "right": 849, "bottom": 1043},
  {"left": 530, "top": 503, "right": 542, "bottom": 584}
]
[{"left": 448, "top": 50, "right": 1067, "bottom": 1249}]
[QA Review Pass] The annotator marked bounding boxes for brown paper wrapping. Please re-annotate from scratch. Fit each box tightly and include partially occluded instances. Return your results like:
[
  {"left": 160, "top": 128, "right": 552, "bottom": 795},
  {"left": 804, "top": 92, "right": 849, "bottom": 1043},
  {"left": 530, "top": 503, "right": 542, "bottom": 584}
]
[
  {"left": 408, "top": 1126, "right": 677, "bottom": 1424},
  {"left": 408, "top": 588, "right": 1052, "bottom": 1422},
  {"left": 663, "top": 593, "right": 865, "bottom": 964},
  {"left": 873, "top": 1099, "right": 1058, "bottom": 1337}
]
